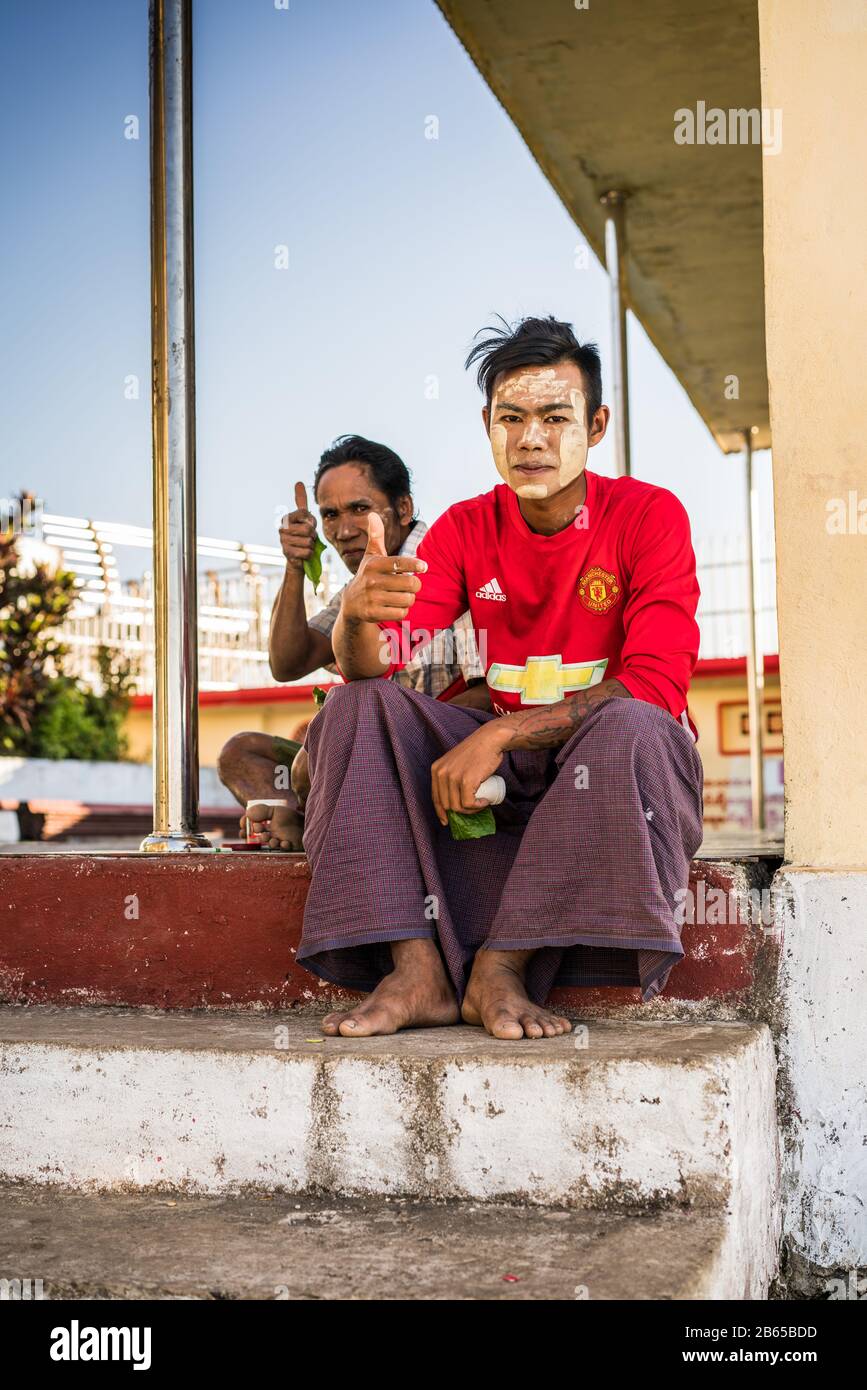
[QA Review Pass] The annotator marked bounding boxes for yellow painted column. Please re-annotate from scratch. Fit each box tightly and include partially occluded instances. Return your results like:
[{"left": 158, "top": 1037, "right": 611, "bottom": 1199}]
[{"left": 758, "top": 0, "right": 867, "bottom": 866}]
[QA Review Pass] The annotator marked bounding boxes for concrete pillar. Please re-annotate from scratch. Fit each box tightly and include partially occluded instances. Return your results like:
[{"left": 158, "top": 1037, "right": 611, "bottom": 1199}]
[
  {"left": 759, "top": 0, "right": 867, "bottom": 1287},
  {"left": 758, "top": 0, "right": 867, "bottom": 869}
]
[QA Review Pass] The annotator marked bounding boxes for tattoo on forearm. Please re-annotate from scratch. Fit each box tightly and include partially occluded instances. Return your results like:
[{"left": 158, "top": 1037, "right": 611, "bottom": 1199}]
[{"left": 500, "top": 679, "right": 632, "bottom": 750}]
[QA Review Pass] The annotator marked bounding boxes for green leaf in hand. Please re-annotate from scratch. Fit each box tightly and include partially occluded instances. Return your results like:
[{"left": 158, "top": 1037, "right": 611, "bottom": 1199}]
[
  {"left": 447, "top": 808, "right": 496, "bottom": 840},
  {"left": 271, "top": 735, "right": 302, "bottom": 768},
  {"left": 303, "top": 534, "right": 327, "bottom": 592}
]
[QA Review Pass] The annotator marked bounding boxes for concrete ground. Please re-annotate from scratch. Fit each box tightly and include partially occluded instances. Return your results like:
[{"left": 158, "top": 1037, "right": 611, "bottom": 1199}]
[
  {"left": 0, "top": 830, "right": 785, "bottom": 856},
  {"left": 0, "top": 1183, "right": 728, "bottom": 1301}
]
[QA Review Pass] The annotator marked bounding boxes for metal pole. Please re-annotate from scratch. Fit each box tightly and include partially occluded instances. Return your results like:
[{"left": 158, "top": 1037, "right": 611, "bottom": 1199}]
[
  {"left": 743, "top": 428, "right": 766, "bottom": 833},
  {"left": 600, "top": 190, "right": 631, "bottom": 477},
  {"left": 141, "top": 0, "right": 210, "bottom": 851}
]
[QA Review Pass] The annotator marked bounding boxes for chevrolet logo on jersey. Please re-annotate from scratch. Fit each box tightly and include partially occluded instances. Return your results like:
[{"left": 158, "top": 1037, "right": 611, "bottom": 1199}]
[{"left": 487, "top": 655, "right": 609, "bottom": 705}]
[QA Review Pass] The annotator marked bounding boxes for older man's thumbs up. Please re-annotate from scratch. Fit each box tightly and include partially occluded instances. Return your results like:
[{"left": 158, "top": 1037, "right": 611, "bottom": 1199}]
[{"left": 278, "top": 481, "right": 317, "bottom": 570}]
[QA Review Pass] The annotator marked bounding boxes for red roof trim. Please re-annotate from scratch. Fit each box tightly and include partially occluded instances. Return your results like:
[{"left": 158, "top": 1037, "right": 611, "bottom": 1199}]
[
  {"left": 130, "top": 683, "right": 339, "bottom": 710},
  {"left": 694, "top": 655, "right": 779, "bottom": 678}
]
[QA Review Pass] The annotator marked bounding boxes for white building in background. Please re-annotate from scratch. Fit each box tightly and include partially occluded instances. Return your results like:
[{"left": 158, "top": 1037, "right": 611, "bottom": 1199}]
[{"left": 37, "top": 513, "right": 342, "bottom": 693}]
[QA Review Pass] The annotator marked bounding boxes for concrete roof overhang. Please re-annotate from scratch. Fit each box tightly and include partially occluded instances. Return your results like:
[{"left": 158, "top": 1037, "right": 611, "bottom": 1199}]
[{"left": 436, "top": 0, "right": 770, "bottom": 454}]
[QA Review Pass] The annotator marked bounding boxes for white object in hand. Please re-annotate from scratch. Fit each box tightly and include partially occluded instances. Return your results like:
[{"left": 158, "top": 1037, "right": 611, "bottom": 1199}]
[{"left": 474, "top": 775, "right": 506, "bottom": 806}]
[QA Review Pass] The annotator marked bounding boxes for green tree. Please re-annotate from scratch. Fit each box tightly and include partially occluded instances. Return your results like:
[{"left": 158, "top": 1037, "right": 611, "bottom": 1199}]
[
  {"left": 1, "top": 523, "right": 136, "bottom": 760},
  {"left": 0, "top": 525, "right": 78, "bottom": 754}
]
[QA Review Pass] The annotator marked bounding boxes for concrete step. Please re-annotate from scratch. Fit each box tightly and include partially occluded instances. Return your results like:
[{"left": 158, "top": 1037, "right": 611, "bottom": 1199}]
[
  {"left": 0, "top": 1006, "right": 781, "bottom": 1296},
  {"left": 0, "top": 1184, "right": 734, "bottom": 1300}
]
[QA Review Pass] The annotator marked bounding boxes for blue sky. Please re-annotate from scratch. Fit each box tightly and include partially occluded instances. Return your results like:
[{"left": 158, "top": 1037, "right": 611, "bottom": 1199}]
[{"left": 1, "top": 0, "right": 772, "bottom": 577}]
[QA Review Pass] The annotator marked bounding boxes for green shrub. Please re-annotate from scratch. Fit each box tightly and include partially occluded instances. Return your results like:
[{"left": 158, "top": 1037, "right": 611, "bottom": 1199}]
[
  {"left": 1, "top": 520, "right": 136, "bottom": 760},
  {"left": 28, "top": 675, "right": 130, "bottom": 762}
]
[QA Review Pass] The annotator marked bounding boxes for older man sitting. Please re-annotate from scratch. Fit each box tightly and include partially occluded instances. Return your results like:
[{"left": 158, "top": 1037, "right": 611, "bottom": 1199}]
[{"left": 217, "top": 434, "right": 485, "bottom": 849}]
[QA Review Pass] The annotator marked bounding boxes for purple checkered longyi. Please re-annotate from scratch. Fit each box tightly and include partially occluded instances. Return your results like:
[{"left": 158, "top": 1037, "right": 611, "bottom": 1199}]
[{"left": 297, "top": 680, "right": 704, "bottom": 1005}]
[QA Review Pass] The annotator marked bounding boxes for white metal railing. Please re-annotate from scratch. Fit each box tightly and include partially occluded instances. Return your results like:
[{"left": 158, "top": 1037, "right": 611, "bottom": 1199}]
[
  {"left": 38, "top": 515, "right": 776, "bottom": 691},
  {"left": 694, "top": 533, "right": 777, "bottom": 661},
  {"left": 40, "top": 514, "right": 342, "bottom": 693}
]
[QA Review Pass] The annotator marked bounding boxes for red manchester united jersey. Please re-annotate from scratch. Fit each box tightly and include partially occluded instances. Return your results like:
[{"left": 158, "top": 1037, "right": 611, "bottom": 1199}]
[{"left": 378, "top": 470, "right": 701, "bottom": 738}]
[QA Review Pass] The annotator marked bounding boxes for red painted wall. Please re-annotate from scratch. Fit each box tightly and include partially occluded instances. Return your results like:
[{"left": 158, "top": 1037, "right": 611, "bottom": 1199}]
[{"left": 0, "top": 854, "right": 771, "bottom": 1014}]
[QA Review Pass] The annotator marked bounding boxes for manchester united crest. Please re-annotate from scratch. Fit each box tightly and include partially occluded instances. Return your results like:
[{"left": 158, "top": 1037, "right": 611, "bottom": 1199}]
[{"left": 578, "top": 566, "right": 621, "bottom": 614}]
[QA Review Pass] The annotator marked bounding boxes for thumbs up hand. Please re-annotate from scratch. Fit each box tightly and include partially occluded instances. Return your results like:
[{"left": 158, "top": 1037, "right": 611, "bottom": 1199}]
[
  {"left": 341, "top": 512, "right": 427, "bottom": 624},
  {"left": 278, "top": 482, "right": 318, "bottom": 571},
  {"left": 363, "top": 512, "right": 388, "bottom": 559}
]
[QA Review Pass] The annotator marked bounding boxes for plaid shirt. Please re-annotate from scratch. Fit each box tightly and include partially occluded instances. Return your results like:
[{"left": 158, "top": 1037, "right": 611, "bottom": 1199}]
[{"left": 307, "top": 521, "right": 484, "bottom": 698}]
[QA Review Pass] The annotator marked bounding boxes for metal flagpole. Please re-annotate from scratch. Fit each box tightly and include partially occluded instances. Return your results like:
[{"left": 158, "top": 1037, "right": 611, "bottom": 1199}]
[
  {"left": 141, "top": 0, "right": 210, "bottom": 851},
  {"left": 600, "top": 190, "right": 631, "bottom": 477},
  {"left": 743, "top": 427, "right": 766, "bottom": 832}
]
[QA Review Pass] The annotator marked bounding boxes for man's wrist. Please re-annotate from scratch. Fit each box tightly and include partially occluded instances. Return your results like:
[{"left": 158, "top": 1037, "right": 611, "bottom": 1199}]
[{"left": 480, "top": 717, "right": 517, "bottom": 754}]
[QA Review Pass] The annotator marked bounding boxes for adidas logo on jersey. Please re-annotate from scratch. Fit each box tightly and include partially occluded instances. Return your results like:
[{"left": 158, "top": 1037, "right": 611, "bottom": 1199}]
[{"left": 475, "top": 577, "right": 507, "bottom": 601}]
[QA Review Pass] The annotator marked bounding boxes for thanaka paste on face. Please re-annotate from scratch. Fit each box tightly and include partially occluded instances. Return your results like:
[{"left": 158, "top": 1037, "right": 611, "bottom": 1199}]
[
  {"left": 557, "top": 387, "right": 589, "bottom": 490},
  {"left": 490, "top": 420, "right": 510, "bottom": 485},
  {"left": 489, "top": 373, "right": 589, "bottom": 499}
]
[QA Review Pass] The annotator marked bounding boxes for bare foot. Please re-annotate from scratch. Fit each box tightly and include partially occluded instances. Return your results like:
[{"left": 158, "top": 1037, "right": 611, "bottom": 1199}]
[
  {"left": 245, "top": 802, "right": 305, "bottom": 852},
  {"left": 321, "top": 938, "right": 460, "bottom": 1037},
  {"left": 462, "top": 948, "right": 573, "bottom": 1040}
]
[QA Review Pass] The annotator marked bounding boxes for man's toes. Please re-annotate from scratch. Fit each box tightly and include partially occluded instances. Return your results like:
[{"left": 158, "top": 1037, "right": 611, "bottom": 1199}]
[
  {"left": 489, "top": 1012, "right": 524, "bottom": 1040},
  {"left": 338, "top": 1016, "right": 375, "bottom": 1037},
  {"left": 539, "top": 1015, "right": 571, "bottom": 1035},
  {"left": 319, "top": 1011, "right": 350, "bottom": 1034},
  {"left": 519, "top": 1014, "right": 545, "bottom": 1038},
  {"left": 337, "top": 1006, "right": 393, "bottom": 1037}
]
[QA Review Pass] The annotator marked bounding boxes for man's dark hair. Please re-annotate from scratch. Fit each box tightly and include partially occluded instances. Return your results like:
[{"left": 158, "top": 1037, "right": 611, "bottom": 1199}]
[
  {"left": 313, "top": 434, "right": 414, "bottom": 515},
  {"left": 465, "top": 315, "right": 603, "bottom": 423}
]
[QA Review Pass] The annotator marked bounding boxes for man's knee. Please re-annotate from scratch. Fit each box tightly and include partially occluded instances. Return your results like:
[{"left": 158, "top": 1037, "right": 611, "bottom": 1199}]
[
  {"left": 595, "top": 696, "right": 673, "bottom": 735},
  {"left": 308, "top": 679, "right": 419, "bottom": 761},
  {"left": 317, "top": 676, "right": 410, "bottom": 719},
  {"left": 560, "top": 697, "right": 680, "bottom": 768},
  {"left": 217, "top": 730, "right": 268, "bottom": 784}
]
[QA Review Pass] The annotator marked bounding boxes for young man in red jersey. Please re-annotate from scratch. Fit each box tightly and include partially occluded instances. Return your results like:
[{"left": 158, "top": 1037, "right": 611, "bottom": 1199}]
[{"left": 297, "top": 317, "right": 704, "bottom": 1041}]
